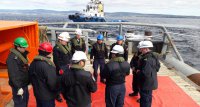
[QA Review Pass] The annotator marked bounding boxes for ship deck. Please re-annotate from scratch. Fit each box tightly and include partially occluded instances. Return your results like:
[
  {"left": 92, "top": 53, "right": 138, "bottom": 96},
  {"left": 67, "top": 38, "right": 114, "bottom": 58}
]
[{"left": 4, "top": 58, "right": 200, "bottom": 107}]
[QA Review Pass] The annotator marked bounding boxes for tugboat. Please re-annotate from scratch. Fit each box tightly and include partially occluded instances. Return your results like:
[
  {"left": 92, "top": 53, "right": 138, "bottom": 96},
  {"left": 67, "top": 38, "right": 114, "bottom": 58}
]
[{"left": 68, "top": 0, "right": 106, "bottom": 22}]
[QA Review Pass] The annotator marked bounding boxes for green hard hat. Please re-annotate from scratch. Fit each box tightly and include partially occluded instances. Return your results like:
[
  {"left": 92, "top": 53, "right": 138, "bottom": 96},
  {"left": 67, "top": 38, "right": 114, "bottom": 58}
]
[{"left": 14, "top": 37, "right": 28, "bottom": 48}]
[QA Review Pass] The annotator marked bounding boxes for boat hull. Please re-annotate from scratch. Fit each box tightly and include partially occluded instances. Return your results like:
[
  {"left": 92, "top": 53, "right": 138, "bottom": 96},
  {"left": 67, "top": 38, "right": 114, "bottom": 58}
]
[{"left": 69, "top": 15, "right": 106, "bottom": 22}]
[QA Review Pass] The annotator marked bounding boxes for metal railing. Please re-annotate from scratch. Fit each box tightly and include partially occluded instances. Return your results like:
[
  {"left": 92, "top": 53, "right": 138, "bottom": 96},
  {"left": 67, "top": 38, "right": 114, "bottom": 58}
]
[{"left": 39, "top": 22, "right": 184, "bottom": 62}]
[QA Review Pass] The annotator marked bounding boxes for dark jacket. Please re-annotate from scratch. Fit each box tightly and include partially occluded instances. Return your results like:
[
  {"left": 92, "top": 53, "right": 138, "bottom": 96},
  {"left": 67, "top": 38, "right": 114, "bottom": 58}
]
[
  {"left": 138, "top": 52, "right": 160, "bottom": 90},
  {"left": 29, "top": 55, "right": 57, "bottom": 101},
  {"left": 90, "top": 42, "right": 108, "bottom": 59},
  {"left": 101, "top": 57, "right": 130, "bottom": 86},
  {"left": 53, "top": 43, "right": 72, "bottom": 72},
  {"left": 130, "top": 51, "right": 142, "bottom": 70},
  {"left": 6, "top": 49, "right": 29, "bottom": 89},
  {"left": 71, "top": 37, "right": 86, "bottom": 54},
  {"left": 109, "top": 43, "right": 128, "bottom": 61},
  {"left": 61, "top": 64, "right": 97, "bottom": 107}
]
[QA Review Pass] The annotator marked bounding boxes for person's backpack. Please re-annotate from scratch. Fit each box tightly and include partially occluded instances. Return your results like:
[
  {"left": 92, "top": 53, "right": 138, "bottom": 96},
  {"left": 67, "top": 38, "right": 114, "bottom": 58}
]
[{"left": 152, "top": 52, "right": 161, "bottom": 72}]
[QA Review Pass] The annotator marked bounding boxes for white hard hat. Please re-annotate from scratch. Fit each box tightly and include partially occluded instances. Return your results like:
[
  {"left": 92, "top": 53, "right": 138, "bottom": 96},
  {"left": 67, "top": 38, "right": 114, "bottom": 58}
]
[
  {"left": 72, "top": 51, "right": 88, "bottom": 61},
  {"left": 137, "top": 41, "right": 153, "bottom": 49},
  {"left": 111, "top": 45, "right": 124, "bottom": 54},
  {"left": 58, "top": 32, "right": 70, "bottom": 41},
  {"left": 75, "top": 29, "right": 82, "bottom": 35}
]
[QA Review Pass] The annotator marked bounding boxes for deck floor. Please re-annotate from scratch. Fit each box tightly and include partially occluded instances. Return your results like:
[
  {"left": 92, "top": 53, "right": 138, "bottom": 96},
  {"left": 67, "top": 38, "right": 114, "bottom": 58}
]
[{"left": 5, "top": 59, "right": 200, "bottom": 107}]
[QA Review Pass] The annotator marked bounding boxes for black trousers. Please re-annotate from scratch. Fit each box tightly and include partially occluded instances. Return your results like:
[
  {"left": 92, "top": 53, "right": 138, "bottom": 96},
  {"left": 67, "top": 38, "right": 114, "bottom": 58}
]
[
  {"left": 105, "top": 84, "right": 126, "bottom": 107},
  {"left": 132, "top": 71, "right": 139, "bottom": 94},
  {"left": 140, "top": 90, "right": 153, "bottom": 107},
  {"left": 93, "top": 59, "right": 105, "bottom": 81},
  {"left": 12, "top": 86, "right": 29, "bottom": 107},
  {"left": 36, "top": 99, "right": 55, "bottom": 107}
]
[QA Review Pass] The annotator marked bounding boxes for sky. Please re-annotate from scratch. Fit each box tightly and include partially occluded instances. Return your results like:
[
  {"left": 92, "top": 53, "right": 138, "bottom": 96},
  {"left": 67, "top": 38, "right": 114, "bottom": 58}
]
[{"left": 0, "top": 0, "right": 200, "bottom": 16}]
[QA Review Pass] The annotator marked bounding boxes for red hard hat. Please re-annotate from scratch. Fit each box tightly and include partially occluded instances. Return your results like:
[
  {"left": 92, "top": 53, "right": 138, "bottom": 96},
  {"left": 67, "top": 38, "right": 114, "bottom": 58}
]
[{"left": 39, "top": 42, "right": 53, "bottom": 53}]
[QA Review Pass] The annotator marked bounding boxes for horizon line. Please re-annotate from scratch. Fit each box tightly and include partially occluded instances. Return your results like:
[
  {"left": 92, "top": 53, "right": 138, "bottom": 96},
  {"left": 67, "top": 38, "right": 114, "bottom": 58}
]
[{"left": 0, "top": 9, "right": 200, "bottom": 17}]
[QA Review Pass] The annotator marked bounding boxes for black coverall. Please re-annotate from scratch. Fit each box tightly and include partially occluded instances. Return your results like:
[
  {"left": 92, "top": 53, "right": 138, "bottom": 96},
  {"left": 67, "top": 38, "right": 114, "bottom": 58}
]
[
  {"left": 101, "top": 57, "right": 130, "bottom": 107},
  {"left": 53, "top": 43, "right": 72, "bottom": 74},
  {"left": 90, "top": 42, "right": 108, "bottom": 82},
  {"left": 6, "top": 49, "right": 29, "bottom": 107},
  {"left": 29, "top": 55, "right": 58, "bottom": 107},
  {"left": 137, "top": 52, "right": 160, "bottom": 107},
  {"left": 130, "top": 52, "right": 142, "bottom": 95},
  {"left": 70, "top": 37, "right": 86, "bottom": 54},
  {"left": 61, "top": 64, "right": 97, "bottom": 107}
]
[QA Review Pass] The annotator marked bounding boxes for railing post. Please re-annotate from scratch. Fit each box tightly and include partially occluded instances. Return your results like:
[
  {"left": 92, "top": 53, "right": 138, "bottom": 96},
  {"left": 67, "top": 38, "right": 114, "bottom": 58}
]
[
  {"left": 50, "top": 30, "right": 56, "bottom": 46},
  {"left": 63, "top": 22, "right": 68, "bottom": 28},
  {"left": 162, "top": 27, "right": 184, "bottom": 62},
  {"left": 128, "top": 42, "right": 133, "bottom": 55},
  {"left": 83, "top": 31, "right": 89, "bottom": 54},
  {"left": 119, "top": 24, "right": 122, "bottom": 35},
  {"left": 161, "top": 32, "right": 169, "bottom": 55}
]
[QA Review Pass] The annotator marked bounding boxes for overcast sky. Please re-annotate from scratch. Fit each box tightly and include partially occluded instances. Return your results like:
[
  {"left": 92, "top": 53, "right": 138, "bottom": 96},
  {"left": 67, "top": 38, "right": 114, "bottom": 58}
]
[{"left": 0, "top": 0, "right": 200, "bottom": 16}]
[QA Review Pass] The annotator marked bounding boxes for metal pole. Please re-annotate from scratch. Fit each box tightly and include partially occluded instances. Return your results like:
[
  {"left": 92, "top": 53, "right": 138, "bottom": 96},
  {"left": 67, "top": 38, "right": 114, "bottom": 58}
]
[
  {"left": 63, "top": 22, "right": 68, "bottom": 28},
  {"left": 164, "top": 54, "right": 200, "bottom": 76},
  {"left": 161, "top": 32, "right": 169, "bottom": 55},
  {"left": 128, "top": 42, "right": 133, "bottom": 55},
  {"left": 119, "top": 24, "right": 122, "bottom": 35},
  {"left": 162, "top": 27, "right": 184, "bottom": 62},
  {"left": 50, "top": 30, "right": 56, "bottom": 46},
  {"left": 46, "top": 27, "right": 95, "bottom": 32},
  {"left": 83, "top": 31, "right": 89, "bottom": 54}
]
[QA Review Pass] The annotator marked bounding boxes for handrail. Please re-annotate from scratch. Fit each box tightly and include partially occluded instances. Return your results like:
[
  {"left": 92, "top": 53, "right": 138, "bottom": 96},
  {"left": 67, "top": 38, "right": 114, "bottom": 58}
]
[
  {"left": 39, "top": 22, "right": 184, "bottom": 62},
  {"left": 161, "top": 26, "right": 184, "bottom": 62}
]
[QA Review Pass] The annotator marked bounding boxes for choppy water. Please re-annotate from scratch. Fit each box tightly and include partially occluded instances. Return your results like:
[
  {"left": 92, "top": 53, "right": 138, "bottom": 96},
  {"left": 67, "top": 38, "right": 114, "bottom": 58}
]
[{"left": 0, "top": 14, "right": 200, "bottom": 70}]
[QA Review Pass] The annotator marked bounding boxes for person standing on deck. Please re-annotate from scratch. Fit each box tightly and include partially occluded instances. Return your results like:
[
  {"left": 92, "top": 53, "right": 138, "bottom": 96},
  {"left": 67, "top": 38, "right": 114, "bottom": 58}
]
[
  {"left": 109, "top": 35, "right": 128, "bottom": 61},
  {"left": 71, "top": 29, "right": 86, "bottom": 54},
  {"left": 90, "top": 34, "right": 108, "bottom": 82},
  {"left": 137, "top": 41, "right": 160, "bottom": 107},
  {"left": 61, "top": 51, "right": 97, "bottom": 107},
  {"left": 129, "top": 50, "right": 142, "bottom": 97},
  {"left": 101, "top": 45, "right": 130, "bottom": 107},
  {"left": 6, "top": 37, "right": 30, "bottom": 107},
  {"left": 53, "top": 32, "right": 72, "bottom": 102},
  {"left": 29, "top": 42, "right": 57, "bottom": 107},
  {"left": 53, "top": 32, "right": 72, "bottom": 75}
]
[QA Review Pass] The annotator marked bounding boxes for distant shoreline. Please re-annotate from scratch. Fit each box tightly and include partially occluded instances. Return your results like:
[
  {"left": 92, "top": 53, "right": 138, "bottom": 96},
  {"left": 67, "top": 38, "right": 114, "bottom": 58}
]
[{"left": 0, "top": 9, "right": 200, "bottom": 19}]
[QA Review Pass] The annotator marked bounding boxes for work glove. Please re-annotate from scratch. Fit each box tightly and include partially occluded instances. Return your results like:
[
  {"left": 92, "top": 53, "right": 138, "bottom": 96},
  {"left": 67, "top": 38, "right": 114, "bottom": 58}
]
[
  {"left": 136, "top": 70, "right": 140, "bottom": 73},
  {"left": 105, "top": 59, "right": 109, "bottom": 63},
  {"left": 92, "top": 76, "right": 96, "bottom": 82},
  {"left": 100, "top": 79, "right": 106, "bottom": 84},
  {"left": 90, "top": 59, "right": 93, "bottom": 64},
  {"left": 17, "top": 88, "right": 24, "bottom": 96},
  {"left": 59, "top": 69, "right": 64, "bottom": 75}
]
